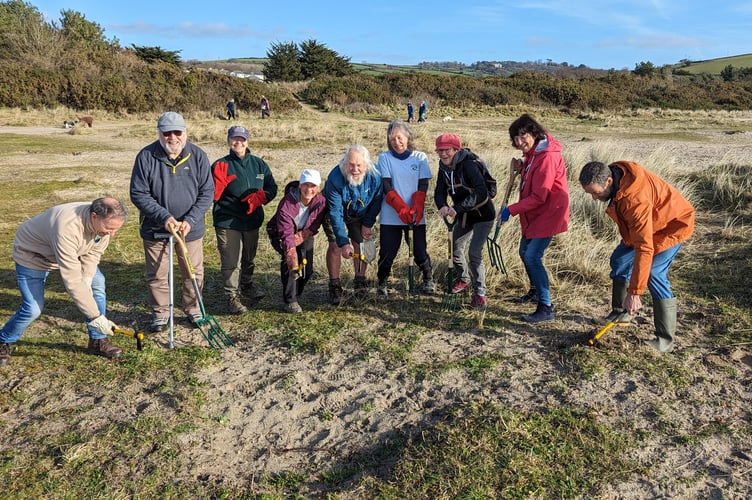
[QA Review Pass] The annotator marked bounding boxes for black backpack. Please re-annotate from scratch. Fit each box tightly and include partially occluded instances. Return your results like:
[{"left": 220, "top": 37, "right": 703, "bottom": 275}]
[{"left": 465, "top": 149, "right": 497, "bottom": 199}]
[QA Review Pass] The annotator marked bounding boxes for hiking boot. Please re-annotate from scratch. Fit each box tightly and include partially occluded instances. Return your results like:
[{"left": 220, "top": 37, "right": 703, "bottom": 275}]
[
  {"left": 87, "top": 338, "right": 122, "bottom": 359},
  {"left": 227, "top": 294, "right": 248, "bottom": 314},
  {"left": 418, "top": 278, "right": 435, "bottom": 295},
  {"left": 451, "top": 280, "right": 471, "bottom": 294},
  {"left": 470, "top": 294, "right": 488, "bottom": 309},
  {"left": 377, "top": 281, "right": 389, "bottom": 297},
  {"left": 285, "top": 302, "right": 303, "bottom": 314},
  {"left": 512, "top": 288, "right": 538, "bottom": 303},
  {"left": 353, "top": 275, "right": 369, "bottom": 298},
  {"left": 522, "top": 303, "right": 555, "bottom": 323},
  {"left": 150, "top": 316, "right": 169, "bottom": 333},
  {"left": 0, "top": 343, "right": 12, "bottom": 367},
  {"left": 241, "top": 283, "right": 265, "bottom": 301},
  {"left": 188, "top": 312, "right": 203, "bottom": 328},
  {"left": 328, "top": 278, "right": 343, "bottom": 305}
]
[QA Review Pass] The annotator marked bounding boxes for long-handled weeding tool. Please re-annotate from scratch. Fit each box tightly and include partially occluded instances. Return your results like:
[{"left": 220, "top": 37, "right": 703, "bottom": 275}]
[
  {"left": 589, "top": 320, "right": 618, "bottom": 346},
  {"left": 168, "top": 225, "right": 233, "bottom": 349},
  {"left": 441, "top": 215, "right": 460, "bottom": 311},
  {"left": 154, "top": 231, "right": 175, "bottom": 348},
  {"left": 112, "top": 326, "right": 145, "bottom": 351},
  {"left": 487, "top": 159, "right": 520, "bottom": 274},
  {"left": 405, "top": 222, "right": 416, "bottom": 295}
]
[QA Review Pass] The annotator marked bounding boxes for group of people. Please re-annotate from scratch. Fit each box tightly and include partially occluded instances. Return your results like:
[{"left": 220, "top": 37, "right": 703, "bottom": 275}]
[
  {"left": 226, "top": 96, "right": 272, "bottom": 121},
  {"left": 406, "top": 101, "right": 427, "bottom": 123},
  {"left": 0, "top": 112, "right": 695, "bottom": 367}
]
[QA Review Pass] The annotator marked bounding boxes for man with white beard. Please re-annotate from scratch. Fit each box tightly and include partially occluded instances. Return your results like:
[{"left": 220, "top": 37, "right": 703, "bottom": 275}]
[{"left": 323, "top": 144, "right": 383, "bottom": 304}]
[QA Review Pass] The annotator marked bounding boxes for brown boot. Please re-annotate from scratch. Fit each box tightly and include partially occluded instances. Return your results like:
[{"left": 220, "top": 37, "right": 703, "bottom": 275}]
[
  {"left": 87, "top": 338, "right": 122, "bottom": 359},
  {"left": 328, "top": 278, "right": 343, "bottom": 305},
  {"left": 227, "top": 293, "right": 248, "bottom": 314}
]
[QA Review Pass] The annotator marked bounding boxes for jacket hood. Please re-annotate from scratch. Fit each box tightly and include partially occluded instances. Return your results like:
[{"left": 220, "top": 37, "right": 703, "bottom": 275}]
[{"left": 283, "top": 180, "right": 301, "bottom": 202}]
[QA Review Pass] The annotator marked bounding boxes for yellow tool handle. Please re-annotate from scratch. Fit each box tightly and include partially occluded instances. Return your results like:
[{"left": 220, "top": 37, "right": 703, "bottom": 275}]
[
  {"left": 589, "top": 321, "right": 617, "bottom": 345},
  {"left": 112, "top": 327, "right": 145, "bottom": 351}
]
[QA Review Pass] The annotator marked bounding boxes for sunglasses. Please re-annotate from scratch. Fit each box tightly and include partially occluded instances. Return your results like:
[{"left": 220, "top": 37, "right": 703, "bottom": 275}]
[{"left": 162, "top": 130, "right": 184, "bottom": 137}]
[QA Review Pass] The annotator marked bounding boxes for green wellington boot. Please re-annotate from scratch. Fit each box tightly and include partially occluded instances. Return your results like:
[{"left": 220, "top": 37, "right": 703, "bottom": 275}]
[
  {"left": 603, "top": 280, "right": 632, "bottom": 325},
  {"left": 645, "top": 297, "right": 677, "bottom": 353}
]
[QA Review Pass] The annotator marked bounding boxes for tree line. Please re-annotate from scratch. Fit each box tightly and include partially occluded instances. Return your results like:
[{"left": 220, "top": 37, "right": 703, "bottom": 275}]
[{"left": 2, "top": 0, "right": 752, "bottom": 114}]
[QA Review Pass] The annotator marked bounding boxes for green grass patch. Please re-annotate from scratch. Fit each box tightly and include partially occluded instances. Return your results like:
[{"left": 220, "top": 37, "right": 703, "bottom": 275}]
[{"left": 374, "top": 402, "right": 636, "bottom": 498}]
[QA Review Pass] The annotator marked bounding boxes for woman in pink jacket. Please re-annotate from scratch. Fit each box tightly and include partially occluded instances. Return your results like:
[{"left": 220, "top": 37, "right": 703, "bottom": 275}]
[{"left": 500, "top": 114, "right": 570, "bottom": 322}]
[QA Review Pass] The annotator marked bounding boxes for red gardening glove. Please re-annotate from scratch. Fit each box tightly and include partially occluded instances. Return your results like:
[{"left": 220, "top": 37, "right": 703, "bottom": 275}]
[
  {"left": 412, "top": 191, "right": 426, "bottom": 224},
  {"left": 212, "top": 161, "right": 236, "bottom": 201},
  {"left": 386, "top": 190, "right": 415, "bottom": 225},
  {"left": 285, "top": 247, "right": 298, "bottom": 274},
  {"left": 241, "top": 189, "right": 268, "bottom": 215}
]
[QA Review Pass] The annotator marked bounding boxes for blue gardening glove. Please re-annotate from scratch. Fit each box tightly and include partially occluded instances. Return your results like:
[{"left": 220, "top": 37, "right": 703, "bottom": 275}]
[{"left": 500, "top": 207, "right": 510, "bottom": 222}]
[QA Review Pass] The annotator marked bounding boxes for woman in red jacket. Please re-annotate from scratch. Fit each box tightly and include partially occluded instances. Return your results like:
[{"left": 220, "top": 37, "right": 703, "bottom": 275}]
[{"left": 500, "top": 114, "right": 570, "bottom": 322}]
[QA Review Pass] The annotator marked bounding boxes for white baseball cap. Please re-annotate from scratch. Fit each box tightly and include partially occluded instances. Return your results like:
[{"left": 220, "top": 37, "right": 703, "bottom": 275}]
[{"left": 299, "top": 169, "right": 321, "bottom": 186}]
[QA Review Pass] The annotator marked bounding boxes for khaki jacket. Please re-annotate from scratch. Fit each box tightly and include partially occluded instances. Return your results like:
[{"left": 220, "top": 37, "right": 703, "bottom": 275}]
[{"left": 12, "top": 202, "right": 109, "bottom": 319}]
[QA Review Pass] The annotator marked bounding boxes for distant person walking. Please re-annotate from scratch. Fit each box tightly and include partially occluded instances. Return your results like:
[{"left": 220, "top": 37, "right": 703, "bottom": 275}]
[
  {"left": 418, "top": 100, "right": 427, "bottom": 122},
  {"left": 226, "top": 99, "right": 237, "bottom": 120},
  {"left": 407, "top": 101, "right": 415, "bottom": 123},
  {"left": 260, "top": 95, "right": 271, "bottom": 119}
]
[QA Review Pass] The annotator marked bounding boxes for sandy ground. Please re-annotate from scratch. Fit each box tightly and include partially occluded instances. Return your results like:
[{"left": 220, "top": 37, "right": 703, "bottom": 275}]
[{"left": 1, "top": 114, "right": 751, "bottom": 497}]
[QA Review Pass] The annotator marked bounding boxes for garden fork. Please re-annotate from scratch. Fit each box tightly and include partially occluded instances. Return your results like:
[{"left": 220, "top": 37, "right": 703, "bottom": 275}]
[{"left": 487, "top": 158, "right": 520, "bottom": 274}]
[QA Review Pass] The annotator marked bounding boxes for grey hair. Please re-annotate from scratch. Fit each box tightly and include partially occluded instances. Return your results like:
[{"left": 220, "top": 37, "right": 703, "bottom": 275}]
[
  {"left": 579, "top": 161, "right": 612, "bottom": 186},
  {"left": 386, "top": 119, "right": 416, "bottom": 153},
  {"left": 91, "top": 197, "right": 127, "bottom": 220},
  {"left": 338, "top": 144, "right": 379, "bottom": 177}
]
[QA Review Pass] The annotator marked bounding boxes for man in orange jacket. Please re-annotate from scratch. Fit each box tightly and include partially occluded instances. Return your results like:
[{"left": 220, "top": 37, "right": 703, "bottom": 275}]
[{"left": 579, "top": 160, "right": 695, "bottom": 353}]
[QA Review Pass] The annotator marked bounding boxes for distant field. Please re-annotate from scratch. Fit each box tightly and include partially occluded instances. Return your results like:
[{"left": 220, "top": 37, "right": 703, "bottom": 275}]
[
  {"left": 200, "top": 53, "right": 752, "bottom": 78},
  {"left": 677, "top": 53, "right": 752, "bottom": 74}
]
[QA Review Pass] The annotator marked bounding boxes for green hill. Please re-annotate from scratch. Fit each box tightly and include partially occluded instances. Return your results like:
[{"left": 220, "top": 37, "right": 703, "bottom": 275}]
[{"left": 675, "top": 53, "right": 752, "bottom": 74}]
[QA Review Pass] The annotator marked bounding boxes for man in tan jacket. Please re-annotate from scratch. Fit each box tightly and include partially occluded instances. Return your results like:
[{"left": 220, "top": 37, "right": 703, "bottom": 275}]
[{"left": 0, "top": 197, "right": 127, "bottom": 367}]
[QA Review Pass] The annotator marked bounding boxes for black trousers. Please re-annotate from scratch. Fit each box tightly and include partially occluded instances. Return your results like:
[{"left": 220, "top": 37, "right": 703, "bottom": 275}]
[{"left": 377, "top": 224, "right": 431, "bottom": 283}]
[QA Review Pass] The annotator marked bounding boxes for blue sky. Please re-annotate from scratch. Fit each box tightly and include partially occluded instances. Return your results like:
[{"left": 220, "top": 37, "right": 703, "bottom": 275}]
[{"left": 32, "top": 1, "right": 752, "bottom": 69}]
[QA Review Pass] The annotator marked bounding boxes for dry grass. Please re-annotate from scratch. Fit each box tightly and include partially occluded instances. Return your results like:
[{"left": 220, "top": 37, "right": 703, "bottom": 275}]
[{"left": 1, "top": 106, "right": 751, "bottom": 498}]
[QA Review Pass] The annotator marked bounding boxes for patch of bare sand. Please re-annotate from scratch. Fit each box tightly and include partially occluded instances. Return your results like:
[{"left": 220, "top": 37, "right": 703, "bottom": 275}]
[{"left": 1, "top": 115, "right": 751, "bottom": 497}]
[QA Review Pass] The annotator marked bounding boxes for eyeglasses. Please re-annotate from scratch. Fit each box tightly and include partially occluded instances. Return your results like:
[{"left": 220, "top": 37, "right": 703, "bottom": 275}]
[
  {"left": 162, "top": 130, "right": 183, "bottom": 137},
  {"left": 435, "top": 149, "right": 454, "bottom": 155}
]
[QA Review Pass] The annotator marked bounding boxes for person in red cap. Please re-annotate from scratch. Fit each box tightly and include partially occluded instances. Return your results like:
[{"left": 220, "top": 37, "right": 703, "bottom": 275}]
[
  {"left": 501, "top": 114, "right": 570, "bottom": 323},
  {"left": 211, "top": 125, "right": 278, "bottom": 314},
  {"left": 434, "top": 133, "right": 496, "bottom": 308}
]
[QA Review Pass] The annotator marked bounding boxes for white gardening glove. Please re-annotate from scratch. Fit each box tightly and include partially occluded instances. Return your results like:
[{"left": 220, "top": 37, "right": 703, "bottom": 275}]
[
  {"left": 83, "top": 276, "right": 93, "bottom": 289},
  {"left": 89, "top": 315, "right": 117, "bottom": 336}
]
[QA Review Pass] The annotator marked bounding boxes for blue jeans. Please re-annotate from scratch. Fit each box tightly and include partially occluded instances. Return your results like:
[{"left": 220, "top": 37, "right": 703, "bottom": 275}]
[
  {"left": 519, "top": 237, "right": 553, "bottom": 306},
  {"left": 0, "top": 264, "right": 106, "bottom": 343},
  {"left": 609, "top": 241, "right": 682, "bottom": 299}
]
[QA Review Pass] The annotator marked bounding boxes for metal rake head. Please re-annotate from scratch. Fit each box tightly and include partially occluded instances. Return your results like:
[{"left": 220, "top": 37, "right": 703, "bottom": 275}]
[
  {"left": 441, "top": 292, "right": 461, "bottom": 311},
  {"left": 196, "top": 316, "right": 234, "bottom": 349}
]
